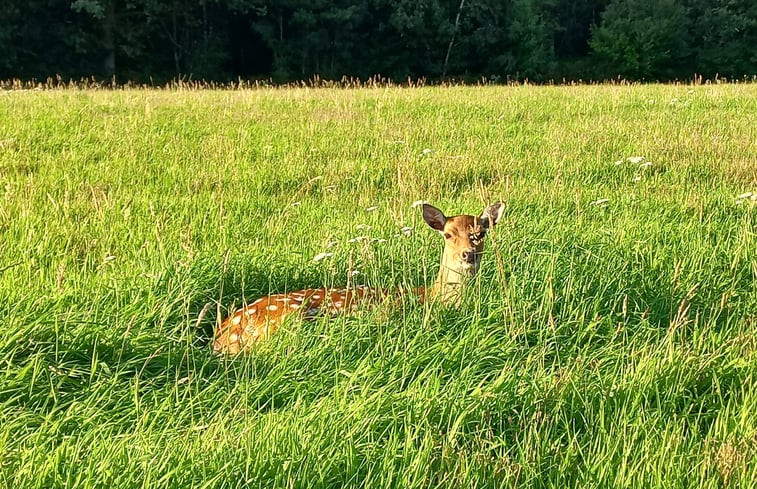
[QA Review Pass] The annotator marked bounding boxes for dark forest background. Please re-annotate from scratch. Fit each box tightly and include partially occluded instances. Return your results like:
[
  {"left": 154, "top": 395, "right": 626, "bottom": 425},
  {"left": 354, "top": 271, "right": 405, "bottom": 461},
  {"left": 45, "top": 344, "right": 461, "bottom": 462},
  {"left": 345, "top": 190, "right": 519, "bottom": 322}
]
[{"left": 1, "top": 0, "right": 755, "bottom": 83}]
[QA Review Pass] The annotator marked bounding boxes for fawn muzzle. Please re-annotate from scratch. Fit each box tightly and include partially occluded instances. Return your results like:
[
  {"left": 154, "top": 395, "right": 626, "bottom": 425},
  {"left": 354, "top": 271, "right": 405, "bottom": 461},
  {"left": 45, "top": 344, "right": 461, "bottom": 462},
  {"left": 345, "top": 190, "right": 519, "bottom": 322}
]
[{"left": 461, "top": 250, "right": 477, "bottom": 264}]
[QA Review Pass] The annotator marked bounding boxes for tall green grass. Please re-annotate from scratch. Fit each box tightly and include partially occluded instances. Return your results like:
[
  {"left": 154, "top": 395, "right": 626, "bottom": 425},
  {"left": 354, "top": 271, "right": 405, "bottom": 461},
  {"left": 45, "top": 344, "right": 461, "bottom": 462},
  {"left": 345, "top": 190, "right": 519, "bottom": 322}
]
[{"left": 0, "top": 84, "right": 755, "bottom": 488}]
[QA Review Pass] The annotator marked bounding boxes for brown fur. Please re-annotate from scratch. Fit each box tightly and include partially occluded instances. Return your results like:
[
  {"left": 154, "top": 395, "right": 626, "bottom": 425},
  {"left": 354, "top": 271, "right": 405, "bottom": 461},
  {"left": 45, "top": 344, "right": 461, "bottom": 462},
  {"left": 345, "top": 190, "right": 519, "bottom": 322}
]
[{"left": 213, "top": 202, "right": 502, "bottom": 354}]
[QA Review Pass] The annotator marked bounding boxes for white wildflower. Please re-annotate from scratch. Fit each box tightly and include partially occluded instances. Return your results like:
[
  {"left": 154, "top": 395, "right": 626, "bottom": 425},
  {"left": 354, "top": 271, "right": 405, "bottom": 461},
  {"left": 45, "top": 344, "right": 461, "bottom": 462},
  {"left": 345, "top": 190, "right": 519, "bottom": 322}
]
[
  {"left": 627, "top": 156, "right": 644, "bottom": 164},
  {"left": 420, "top": 148, "right": 432, "bottom": 156},
  {"left": 633, "top": 176, "right": 642, "bottom": 182},
  {"left": 349, "top": 270, "right": 360, "bottom": 277},
  {"left": 356, "top": 224, "right": 372, "bottom": 231},
  {"left": 326, "top": 241, "right": 339, "bottom": 248},
  {"left": 687, "top": 89, "right": 694, "bottom": 94},
  {"left": 365, "top": 206, "right": 378, "bottom": 212},
  {"left": 313, "top": 252, "right": 333, "bottom": 262},
  {"left": 736, "top": 192, "right": 754, "bottom": 201},
  {"left": 348, "top": 236, "right": 368, "bottom": 243},
  {"left": 639, "top": 162, "right": 652, "bottom": 169},
  {"left": 371, "top": 238, "right": 387, "bottom": 244},
  {"left": 589, "top": 199, "right": 609, "bottom": 206},
  {"left": 400, "top": 226, "right": 413, "bottom": 236},
  {"left": 614, "top": 160, "right": 624, "bottom": 166}
]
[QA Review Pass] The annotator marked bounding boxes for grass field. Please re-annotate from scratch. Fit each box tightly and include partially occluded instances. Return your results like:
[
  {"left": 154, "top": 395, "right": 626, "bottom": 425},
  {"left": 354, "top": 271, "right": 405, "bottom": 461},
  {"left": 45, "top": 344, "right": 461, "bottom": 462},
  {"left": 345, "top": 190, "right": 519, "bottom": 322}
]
[{"left": 0, "top": 84, "right": 756, "bottom": 488}]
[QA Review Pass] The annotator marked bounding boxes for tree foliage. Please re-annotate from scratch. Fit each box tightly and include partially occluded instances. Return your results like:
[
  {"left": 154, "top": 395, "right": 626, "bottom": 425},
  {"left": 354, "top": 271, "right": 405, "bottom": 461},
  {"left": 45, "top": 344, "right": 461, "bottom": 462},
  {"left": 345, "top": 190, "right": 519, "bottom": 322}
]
[
  {"left": 0, "top": 0, "right": 754, "bottom": 82},
  {"left": 687, "top": 0, "right": 757, "bottom": 77},
  {"left": 590, "top": 0, "right": 691, "bottom": 79}
]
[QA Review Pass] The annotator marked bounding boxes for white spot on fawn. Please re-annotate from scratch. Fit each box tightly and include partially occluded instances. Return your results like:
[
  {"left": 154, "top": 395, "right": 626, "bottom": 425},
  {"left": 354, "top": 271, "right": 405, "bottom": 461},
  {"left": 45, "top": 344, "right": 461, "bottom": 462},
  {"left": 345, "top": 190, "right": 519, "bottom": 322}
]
[
  {"left": 290, "top": 303, "right": 300, "bottom": 309},
  {"left": 232, "top": 316, "right": 241, "bottom": 325},
  {"left": 246, "top": 308, "right": 257, "bottom": 315},
  {"left": 229, "top": 333, "right": 239, "bottom": 342},
  {"left": 267, "top": 305, "right": 278, "bottom": 311},
  {"left": 313, "top": 294, "right": 321, "bottom": 300}
]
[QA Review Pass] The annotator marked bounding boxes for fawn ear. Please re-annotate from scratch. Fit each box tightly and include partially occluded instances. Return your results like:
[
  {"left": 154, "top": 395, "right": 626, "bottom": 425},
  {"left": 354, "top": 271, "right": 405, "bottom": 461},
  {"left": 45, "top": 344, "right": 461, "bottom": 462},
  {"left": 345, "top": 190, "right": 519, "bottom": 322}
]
[
  {"left": 422, "top": 203, "right": 447, "bottom": 231},
  {"left": 480, "top": 202, "right": 504, "bottom": 229}
]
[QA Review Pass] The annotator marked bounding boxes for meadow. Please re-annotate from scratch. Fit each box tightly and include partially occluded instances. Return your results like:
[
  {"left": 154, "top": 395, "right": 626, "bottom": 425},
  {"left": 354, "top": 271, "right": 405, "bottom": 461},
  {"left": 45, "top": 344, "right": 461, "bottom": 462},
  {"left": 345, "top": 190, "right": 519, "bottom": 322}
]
[{"left": 0, "top": 83, "right": 755, "bottom": 488}]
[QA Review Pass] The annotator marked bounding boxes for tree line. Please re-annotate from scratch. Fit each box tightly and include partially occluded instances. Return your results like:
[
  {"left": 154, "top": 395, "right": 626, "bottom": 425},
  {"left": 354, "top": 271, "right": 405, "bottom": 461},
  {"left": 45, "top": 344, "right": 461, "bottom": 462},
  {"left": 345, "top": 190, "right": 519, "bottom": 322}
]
[{"left": 1, "top": 0, "right": 755, "bottom": 83}]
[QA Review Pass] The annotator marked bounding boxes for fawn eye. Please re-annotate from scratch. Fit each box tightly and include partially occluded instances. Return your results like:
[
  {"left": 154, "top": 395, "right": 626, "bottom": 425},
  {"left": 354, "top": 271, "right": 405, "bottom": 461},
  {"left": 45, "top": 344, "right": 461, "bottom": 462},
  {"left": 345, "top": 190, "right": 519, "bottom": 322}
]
[{"left": 444, "top": 232, "right": 452, "bottom": 239}]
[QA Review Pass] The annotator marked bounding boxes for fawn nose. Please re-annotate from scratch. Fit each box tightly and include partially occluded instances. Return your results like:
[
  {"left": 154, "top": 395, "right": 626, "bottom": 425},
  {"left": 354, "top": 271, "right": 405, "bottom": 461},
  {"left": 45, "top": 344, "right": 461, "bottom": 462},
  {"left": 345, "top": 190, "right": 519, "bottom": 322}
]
[{"left": 461, "top": 250, "right": 476, "bottom": 263}]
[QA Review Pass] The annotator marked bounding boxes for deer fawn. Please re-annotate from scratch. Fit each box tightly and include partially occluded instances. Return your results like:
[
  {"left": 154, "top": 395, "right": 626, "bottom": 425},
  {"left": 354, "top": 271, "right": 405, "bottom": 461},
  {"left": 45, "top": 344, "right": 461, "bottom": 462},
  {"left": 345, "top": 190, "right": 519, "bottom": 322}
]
[{"left": 213, "top": 202, "right": 503, "bottom": 354}]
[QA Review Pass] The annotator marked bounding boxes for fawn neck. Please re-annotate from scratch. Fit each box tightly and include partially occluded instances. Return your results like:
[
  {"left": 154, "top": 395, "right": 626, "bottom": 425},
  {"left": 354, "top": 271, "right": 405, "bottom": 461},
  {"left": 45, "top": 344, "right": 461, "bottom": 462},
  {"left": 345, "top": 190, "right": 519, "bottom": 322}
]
[{"left": 430, "top": 252, "right": 466, "bottom": 304}]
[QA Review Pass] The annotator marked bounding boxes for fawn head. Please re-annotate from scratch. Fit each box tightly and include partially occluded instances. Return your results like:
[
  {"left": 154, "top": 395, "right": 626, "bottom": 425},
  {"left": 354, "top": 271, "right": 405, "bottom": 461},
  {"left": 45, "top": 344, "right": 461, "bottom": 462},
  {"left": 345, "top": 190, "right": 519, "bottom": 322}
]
[{"left": 422, "top": 202, "right": 504, "bottom": 279}]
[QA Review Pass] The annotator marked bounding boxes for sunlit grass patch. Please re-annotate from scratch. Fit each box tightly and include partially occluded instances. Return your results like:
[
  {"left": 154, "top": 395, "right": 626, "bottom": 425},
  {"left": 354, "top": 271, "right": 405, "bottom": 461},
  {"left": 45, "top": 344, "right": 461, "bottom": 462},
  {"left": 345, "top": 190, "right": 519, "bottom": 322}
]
[{"left": 0, "top": 83, "right": 755, "bottom": 488}]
